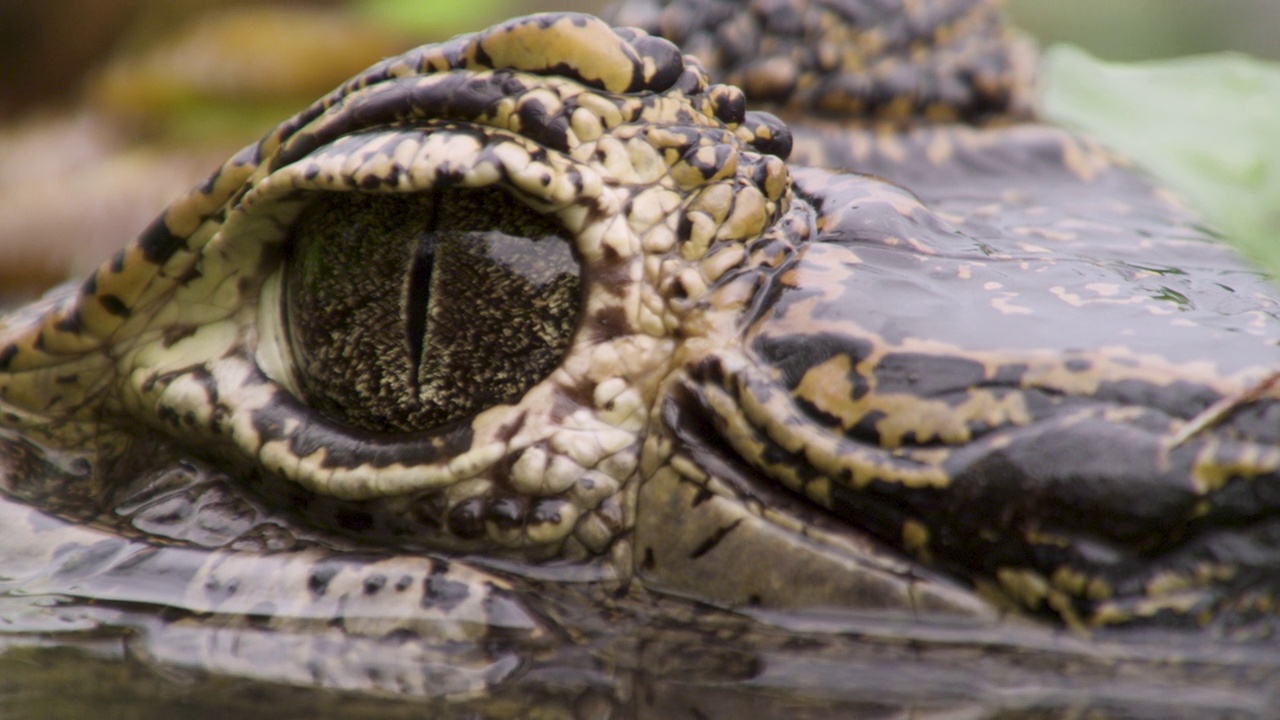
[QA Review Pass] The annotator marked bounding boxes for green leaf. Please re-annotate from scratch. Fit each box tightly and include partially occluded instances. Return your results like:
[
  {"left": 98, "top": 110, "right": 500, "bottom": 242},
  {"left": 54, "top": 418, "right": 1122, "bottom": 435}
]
[{"left": 1041, "top": 45, "right": 1280, "bottom": 278}]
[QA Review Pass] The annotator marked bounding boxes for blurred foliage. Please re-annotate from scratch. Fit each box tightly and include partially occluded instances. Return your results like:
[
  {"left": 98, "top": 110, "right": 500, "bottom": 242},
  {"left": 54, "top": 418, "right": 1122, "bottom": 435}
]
[
  {"left": 89, "top": 6, "right": 413, "bottom": 142},
  {"left": 1042, "top": 47, "right": 1280, "bottom": 278},
  {"left": 352, "top": 0, "right": 513, "bottom": 37},
  {"left": 1006, "top": 0, "right": 1280, "bottom": 61}
]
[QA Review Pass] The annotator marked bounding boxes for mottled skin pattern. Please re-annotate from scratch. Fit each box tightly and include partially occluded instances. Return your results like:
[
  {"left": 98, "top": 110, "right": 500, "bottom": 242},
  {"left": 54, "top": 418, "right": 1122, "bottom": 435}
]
[{"left": 2, "top": 0, "right": 1280, "bottom": 706}]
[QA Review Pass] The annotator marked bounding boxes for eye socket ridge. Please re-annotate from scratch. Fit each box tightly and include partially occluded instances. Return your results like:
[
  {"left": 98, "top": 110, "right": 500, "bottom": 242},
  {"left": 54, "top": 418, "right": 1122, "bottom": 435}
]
[{"left": 274, "top": 185, "right": 583, "bottom": 434}]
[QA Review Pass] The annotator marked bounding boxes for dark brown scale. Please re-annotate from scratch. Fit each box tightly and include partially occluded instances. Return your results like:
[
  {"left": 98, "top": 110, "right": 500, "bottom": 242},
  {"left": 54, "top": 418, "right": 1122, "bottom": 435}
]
[
  {"left": 486, "top": 495, "right": 528, "bottom": 531},
  {"left": 446, "top": 497, "right": 487, "bottom": 540}
]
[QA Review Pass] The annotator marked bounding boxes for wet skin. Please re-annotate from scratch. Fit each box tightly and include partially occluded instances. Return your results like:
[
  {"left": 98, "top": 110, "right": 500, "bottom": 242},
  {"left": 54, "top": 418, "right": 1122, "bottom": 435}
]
[{"left": 1, "top": 2, "right": 1280, "bottom": 712}]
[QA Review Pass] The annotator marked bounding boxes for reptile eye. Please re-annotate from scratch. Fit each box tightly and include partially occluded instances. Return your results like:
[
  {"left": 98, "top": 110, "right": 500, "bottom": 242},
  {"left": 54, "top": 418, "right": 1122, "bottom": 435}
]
[{"left": 276, "top": 187, "right": 581, "bottom": 433}]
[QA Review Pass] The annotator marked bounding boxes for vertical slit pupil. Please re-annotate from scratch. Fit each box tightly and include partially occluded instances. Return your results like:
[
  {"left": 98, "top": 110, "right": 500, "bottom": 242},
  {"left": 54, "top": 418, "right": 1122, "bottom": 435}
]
[
  {"left": 284, "top": 188, "right": 580, "bottom": 432},
  {"left": 404, "top": 233, "right": 436, "bottom": 390}
]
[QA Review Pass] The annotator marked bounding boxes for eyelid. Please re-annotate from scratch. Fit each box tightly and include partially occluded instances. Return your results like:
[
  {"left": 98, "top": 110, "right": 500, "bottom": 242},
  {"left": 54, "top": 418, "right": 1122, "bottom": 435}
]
[{"left": 255, "top": 266, "right": 301, "bottom": 398}]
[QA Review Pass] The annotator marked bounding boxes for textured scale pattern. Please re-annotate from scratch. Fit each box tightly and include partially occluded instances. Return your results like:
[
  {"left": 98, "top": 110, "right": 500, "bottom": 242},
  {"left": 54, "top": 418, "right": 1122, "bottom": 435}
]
[
  {"left": 0, "top": 14, "right": 792, "bottom": 569},
  {"left": 610, "top": 0, "right": 1037, "bottom": 122},
  {"left": 2, "top": 4, "right": 1280, "bottom": 705}
]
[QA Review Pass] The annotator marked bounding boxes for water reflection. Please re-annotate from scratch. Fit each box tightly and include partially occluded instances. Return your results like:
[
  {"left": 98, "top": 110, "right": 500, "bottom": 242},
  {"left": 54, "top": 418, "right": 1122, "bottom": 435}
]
[
  {"left": 0, "top": 598, "right": 1277, "bottom": 718},
  {"left": 0, "top": 477, "right": 1277, "bottom": 719}
]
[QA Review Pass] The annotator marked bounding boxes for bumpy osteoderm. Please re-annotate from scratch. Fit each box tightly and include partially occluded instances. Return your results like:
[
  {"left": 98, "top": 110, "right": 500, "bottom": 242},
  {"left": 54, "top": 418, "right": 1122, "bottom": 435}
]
[
  {"left": 0, "top": 14, "right": 791, "bottom": 568},
  {"left": 4, "top": 4, "right": 1280, "bottom": 638}
]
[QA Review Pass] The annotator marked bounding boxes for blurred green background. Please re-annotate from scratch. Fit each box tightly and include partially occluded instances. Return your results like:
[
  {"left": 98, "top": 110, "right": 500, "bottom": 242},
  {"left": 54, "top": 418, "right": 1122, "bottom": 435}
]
[{"left": 1008, "top": 0, "right": 1280, "bottom": 61}]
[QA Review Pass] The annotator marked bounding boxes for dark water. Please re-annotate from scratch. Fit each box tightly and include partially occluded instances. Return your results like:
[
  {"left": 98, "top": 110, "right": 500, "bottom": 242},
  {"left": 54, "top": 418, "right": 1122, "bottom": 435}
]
[
  {"left": 0, "top": 600, "right": 1277, "bottom": 719},
  {"left": 0, "top": 474, "right": 1276, "bottom": 720}
]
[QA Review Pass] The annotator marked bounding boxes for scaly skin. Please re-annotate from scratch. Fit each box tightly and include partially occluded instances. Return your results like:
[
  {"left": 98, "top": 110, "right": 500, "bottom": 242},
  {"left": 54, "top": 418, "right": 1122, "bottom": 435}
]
[{"left": 2, "top": 4, "right": 1280, "bottom": 708}]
